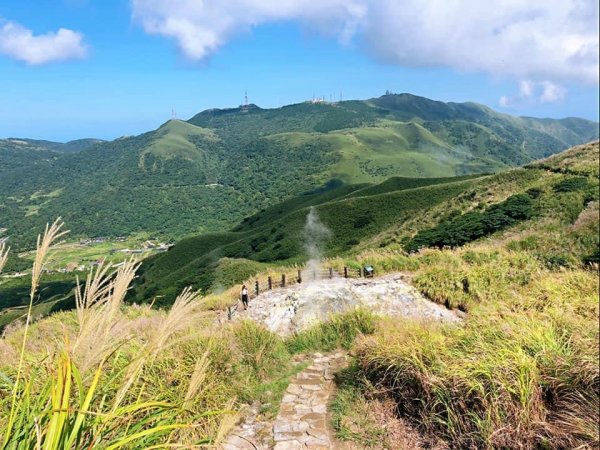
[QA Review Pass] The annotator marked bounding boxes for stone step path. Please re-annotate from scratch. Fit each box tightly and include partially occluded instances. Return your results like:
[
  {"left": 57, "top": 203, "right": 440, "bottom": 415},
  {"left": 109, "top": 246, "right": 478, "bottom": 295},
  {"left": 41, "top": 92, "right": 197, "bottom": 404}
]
[
  {"left": 272, "top": 351, "right": 347, "bottom": 449},
  {"left": 222, "top": 402, "right": 273, "bottom": 449},
  {"left": 221, "top": 352, "right": 348, "bottom": 450}
]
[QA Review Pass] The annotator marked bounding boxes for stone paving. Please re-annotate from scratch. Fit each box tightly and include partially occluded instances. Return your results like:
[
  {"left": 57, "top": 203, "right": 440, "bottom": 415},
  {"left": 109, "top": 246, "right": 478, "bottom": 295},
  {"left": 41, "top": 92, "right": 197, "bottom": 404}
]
[
  {"left": 222, "top": 402, "right": 273, "bottom": 449},
  {"left": 272, "top": 352, "right": 347, "bottom": 449},
  {"left": 221, "top": 352, "right": 348, "bottom": 450}
]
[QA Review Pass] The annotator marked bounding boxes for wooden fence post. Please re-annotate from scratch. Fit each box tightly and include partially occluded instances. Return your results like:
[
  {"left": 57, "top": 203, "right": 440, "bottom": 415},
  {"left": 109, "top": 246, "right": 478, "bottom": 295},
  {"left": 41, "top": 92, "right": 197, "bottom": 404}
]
[
  {"left": 268, "top": 276, "right": 272, "bottom": 290},
  {"left": 255, "top": 280, "right": 259, "bottom": 296},
  {"left": 297, "top": 269, "right": 302, "bottom": 283},
  {"left": 281, "top": 274, "right": 286, "bottom": 288},
  {"left": 344, "top": 267, "right": 348, "bottom": 278},
  {"left": 329, "top": 267, "right": 333, "bottom": 279}
]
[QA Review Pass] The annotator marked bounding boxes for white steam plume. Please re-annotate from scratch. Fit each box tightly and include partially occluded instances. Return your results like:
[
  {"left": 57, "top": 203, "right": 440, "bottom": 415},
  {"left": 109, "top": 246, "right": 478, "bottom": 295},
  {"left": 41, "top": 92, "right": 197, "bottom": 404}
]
[{"left": 303, "top": 207, "right": 331, "bottom": 281}]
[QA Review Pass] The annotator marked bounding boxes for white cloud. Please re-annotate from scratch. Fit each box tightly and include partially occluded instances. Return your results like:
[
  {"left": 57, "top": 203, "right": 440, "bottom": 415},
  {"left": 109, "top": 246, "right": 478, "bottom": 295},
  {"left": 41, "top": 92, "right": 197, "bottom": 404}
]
[
  {"left": 518, "top": 80, "right": 534, "bottom": 98},
  {"left": 540, "top": 81, "right": 567, "bottom": 103},
  {"left": 131, "top": 0, "right": 598, "bottom": 85},
  {"left": 498, "top": 96, "right": 510, "bottom": 107},
  {"left": 0, "top": 19, "right": 87, "bottom": 65},
  {"left": 499, "top": 79, "right": 567, "bottom": 107},
  {"left": 131, "top": 0, "right": 367, "bottom": 60},
  {"left": 363, "top": 0, "right": 598, "bottom": 85}
]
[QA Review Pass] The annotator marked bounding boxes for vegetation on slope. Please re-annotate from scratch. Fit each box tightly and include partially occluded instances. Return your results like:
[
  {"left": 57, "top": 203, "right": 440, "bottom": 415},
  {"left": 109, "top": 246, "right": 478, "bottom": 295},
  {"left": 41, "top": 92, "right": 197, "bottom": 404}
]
[
  {"left": 1, "top": 142, "right": 597, "bottom": 325},
  {"left": 1, "top": 94, "right": 597, "bottom": 250},
  {"left": 0, "top": 141, "right": 598, "bottom": 448},
  {"left": 334, "top": 246, "right": 598, "bottom": 448},
  {"left": 131, "top": 141, "right": 598, "bottom": 307},
  {"left": 322, "top": 142, "right": 600, "bottom": 448},
  {"left": 404, "top": 192, "right": 536, "bottom": 252},
  {"left": 132, "top": 175, "right": 484, "bottom": 305}
]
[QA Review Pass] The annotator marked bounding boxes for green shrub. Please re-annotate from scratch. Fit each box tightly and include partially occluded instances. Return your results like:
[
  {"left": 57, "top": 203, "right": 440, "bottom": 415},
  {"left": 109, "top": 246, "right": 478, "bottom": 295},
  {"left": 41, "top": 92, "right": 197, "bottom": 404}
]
[
  {"left": 232, "top": 320, "right": 291, "bottom": 379},
  {"left": 526, "top": 187, "right": 543, "bottom": 199},
  {"left": 405, "top": 194, "right": 534, "bottom": 252},
  {"left": 583, "top": 248, "right": 600, "bottom": 265},
  {"left": 553, "top": 177, "right": 589, "bottom": 192},
  {"left": 286, "top": 309, "right": 376, "bottom": 354}
]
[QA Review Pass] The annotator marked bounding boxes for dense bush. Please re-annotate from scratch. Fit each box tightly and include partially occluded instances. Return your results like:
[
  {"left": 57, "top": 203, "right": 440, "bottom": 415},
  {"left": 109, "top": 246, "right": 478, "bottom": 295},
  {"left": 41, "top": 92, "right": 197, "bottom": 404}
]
[
  {"left": 553, "top": 176, "right": 589, "bottom": 192},
  {"left": 405, "top": 193, "right": 534, "bottom": 252}
]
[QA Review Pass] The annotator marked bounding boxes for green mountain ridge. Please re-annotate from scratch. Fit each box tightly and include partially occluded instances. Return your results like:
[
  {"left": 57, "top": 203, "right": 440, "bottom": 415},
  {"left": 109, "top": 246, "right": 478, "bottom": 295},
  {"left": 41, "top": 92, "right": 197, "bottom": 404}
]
[
  {"left": 0, "top": 137, "right": 106, "bottom": 153},
  {"left": 0, "top": 93, "right": 597, "bottom": 250},
  {"left": 132, "top": 140, "right": 599, "bottom": 305}
]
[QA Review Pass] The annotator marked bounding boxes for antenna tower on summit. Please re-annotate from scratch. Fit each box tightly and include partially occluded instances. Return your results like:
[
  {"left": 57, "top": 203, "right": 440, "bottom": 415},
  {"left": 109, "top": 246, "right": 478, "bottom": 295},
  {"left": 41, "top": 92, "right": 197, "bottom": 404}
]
[
  {"left": 244, "top": 90, "right": 248, "bottom": 107},
  {"left": 171, "top": 109, "right": 177, "bottom": 119}
]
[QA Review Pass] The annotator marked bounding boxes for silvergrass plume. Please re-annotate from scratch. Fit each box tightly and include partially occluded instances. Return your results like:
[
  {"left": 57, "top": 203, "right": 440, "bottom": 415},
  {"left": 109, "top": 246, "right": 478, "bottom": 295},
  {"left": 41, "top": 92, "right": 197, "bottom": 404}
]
[
  {"left": 0, "top": 242, "right": 9, "bottom": 274},
  {"left": 72, "top": 258, "right": 140, "bottom": 373},
  {"left": 4, "top": 218, "right": 69, "bottom": 445},
  {"left": 112, "top": 286, "right": 203, "bottom": 410}
]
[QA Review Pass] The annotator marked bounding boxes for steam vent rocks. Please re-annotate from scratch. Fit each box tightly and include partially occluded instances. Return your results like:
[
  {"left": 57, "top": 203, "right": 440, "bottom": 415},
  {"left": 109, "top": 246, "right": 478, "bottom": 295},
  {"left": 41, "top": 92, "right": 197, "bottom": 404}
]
[{"left": 236, "top": 274, "right": 461, "bottom": 336}]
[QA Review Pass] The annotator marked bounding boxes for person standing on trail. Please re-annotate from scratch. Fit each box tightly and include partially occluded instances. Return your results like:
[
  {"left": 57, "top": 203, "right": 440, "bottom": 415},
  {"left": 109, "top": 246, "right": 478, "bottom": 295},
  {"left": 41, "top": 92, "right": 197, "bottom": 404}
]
[{"left": 241, "top": 284, "right": 249, "bottom": 310}]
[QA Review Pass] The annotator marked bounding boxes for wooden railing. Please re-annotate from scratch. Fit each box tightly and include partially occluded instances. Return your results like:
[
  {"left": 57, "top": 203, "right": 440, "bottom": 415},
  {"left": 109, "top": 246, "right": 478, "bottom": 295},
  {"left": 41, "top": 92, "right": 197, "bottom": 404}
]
[{"left": 227, "top": 265, "right": 375, "bottom": 319}]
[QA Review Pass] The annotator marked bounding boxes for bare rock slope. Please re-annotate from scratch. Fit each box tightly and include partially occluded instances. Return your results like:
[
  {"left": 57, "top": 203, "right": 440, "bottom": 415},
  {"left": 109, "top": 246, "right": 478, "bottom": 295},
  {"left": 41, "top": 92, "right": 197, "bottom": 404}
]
[{"left": 236, "top": 273, "right": 460, "bottom": 336}]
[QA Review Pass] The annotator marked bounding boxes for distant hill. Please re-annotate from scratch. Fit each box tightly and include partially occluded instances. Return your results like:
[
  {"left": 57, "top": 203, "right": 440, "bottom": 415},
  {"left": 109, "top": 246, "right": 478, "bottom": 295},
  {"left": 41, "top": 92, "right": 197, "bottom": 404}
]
[
  {"left": 0, "top": 93, "right": 597, "bottom": 249},
  {"left": 0, "top": 137, "right": 105, "bottom": 153}
]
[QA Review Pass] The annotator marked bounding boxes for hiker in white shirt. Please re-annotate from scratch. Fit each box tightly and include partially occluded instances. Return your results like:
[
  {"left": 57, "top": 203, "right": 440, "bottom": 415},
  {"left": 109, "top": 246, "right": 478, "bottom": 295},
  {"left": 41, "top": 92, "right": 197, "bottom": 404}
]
[{"left": 241, "top": 285, "right": 249, "bottom": 310}]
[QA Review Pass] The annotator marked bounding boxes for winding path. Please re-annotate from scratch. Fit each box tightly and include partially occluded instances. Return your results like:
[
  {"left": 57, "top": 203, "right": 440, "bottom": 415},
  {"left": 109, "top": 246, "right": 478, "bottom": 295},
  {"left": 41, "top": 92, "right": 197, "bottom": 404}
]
[
  {"left": 222, "top": 352, "right": 348, "bottom": 450},
  {"left": 222, "top": 272, "right": 461, "bottom": 449}
]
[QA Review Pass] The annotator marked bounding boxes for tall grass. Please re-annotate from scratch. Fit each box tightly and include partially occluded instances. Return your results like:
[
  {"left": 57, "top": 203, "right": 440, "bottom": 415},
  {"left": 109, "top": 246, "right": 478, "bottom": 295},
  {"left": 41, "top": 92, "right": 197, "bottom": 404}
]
[
  {"left": 0, "top": 221, "right": 228, "bottom": 448},
  {"left": 4, "top": 219, "right": 68, "bottom": 444},
  {"left": 3, "top": 221, "right": 356, "bottom": 447},
  {"left": 352, "top": 261, "right": 599, "bottom": 448},
  {"left": 286, "top": 309, "right": 376, "bottom": 354}
]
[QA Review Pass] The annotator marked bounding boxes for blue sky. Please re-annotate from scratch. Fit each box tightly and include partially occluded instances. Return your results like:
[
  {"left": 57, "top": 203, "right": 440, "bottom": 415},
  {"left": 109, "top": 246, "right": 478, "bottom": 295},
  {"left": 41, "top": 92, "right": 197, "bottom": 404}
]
[{"left": 0, "top": 0, "right": 598, "bottom": 142}]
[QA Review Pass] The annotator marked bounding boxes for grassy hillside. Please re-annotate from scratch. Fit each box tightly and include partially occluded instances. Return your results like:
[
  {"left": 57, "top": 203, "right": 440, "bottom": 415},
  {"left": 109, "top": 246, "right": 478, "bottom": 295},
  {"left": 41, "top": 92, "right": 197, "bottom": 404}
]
[
  {"left": 1, "top": 141, "right": 597, "bottom": 321},
  {"left": 0, "top": 142, "right": 597, "bottom": 448},
  {"left": 327, "top": 144, "right": 599, "bottom": 448},
  {"left": 131, "top": 175, "right": 485, "bottom": 304},
  {"left": 132, "top": 141, "right": 599, "bottom": 307},
  {"left": 1, "top": 94, "right": 597, "bottom": 251},
  {"left": 0, "top": 137, "right": 105, "bottom": 154}
]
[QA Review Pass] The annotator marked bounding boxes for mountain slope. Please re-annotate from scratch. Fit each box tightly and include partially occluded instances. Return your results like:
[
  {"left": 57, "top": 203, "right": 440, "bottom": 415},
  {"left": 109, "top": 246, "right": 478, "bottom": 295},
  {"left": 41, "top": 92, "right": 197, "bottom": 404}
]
[
  {"left": 0, "top": 94, "right": 597, "bottom": 249},
  {"left": 1, "top": 147, "right": 596, "bottom": 450},
  {"left": 132, "top": 140, "right": 599, "bottom": 305}
]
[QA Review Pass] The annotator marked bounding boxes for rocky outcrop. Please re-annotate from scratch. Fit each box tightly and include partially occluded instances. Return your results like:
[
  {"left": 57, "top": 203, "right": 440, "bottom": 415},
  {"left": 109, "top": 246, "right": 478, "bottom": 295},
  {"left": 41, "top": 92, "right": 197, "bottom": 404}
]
[{"left": 237, "top": 273, "right": 459, "bottom": 336}]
